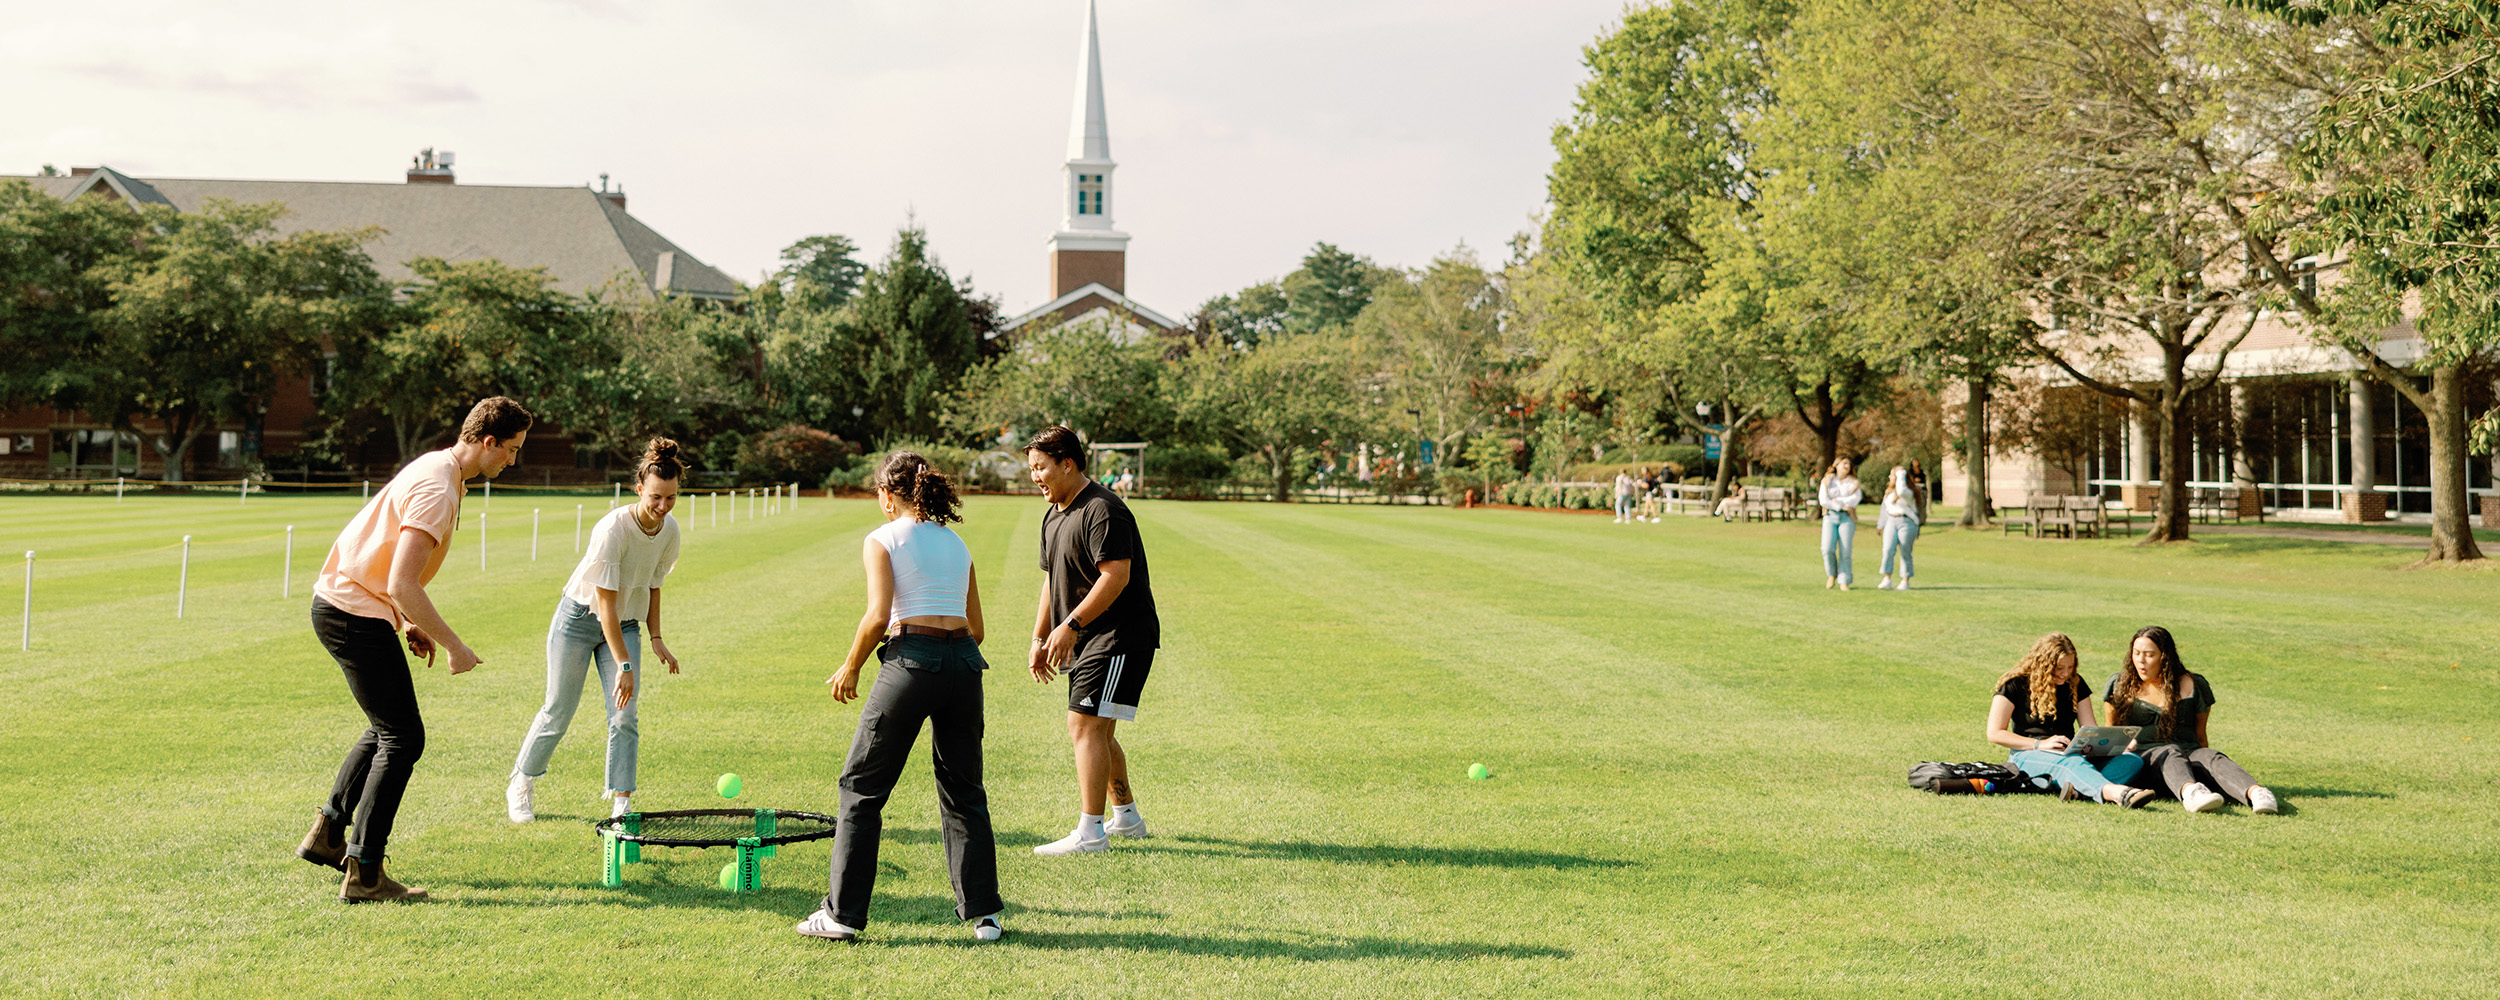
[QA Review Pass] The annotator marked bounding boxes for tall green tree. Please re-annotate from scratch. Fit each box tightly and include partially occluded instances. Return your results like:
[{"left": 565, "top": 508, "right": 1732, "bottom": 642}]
[
  {"left": 776, "top": 234, "right": 868, "bottom": 311},
  {"left": 324, "top": 256, "right": 572, "bottom": 466},
  {"left": 950, "top": 316, "right": 1176, "bottom": 445},
  {"left": 819, "top": 225, "right": 982, "bottom": 446},
  {"left": 1348, "top": 247, "right": 1516, "bottom": 468},
  {"left": 2241, "top": 0, "right": 2496, "bottom": 563},
  {"left": 1175, "top": 331, "right": 1359, "bottom": 502},
  {"left": 0, "top": 181, "right": 147, "bottom": 414},
  {"left": 95, "top": 199, "right": 387, "bottom": 481}
]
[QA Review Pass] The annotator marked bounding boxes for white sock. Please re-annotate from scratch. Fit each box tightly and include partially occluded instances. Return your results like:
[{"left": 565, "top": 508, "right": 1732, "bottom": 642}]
[
  {"left": 1077, "top": 813, "right": 1105, "bottom": 839},
  {"left": 1111, "top": 801, "right": 1141, "bottom": 824},
  {"left": 611, "top": 795, "right": 631, "bottom": 818}
]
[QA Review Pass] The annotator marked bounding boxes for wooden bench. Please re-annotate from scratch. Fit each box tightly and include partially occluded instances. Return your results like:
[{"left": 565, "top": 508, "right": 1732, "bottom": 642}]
[
  {"left": 1999, "top": 494, "right": 2048, "bottom": 536},
  {"left": 2038, "top": 494, "right": 2079, "bottom": 538},
  {"left": 2188, "top": 486, "right": 2263, "bottom": 524},
  {"left": 2065, "top": 495, "right": 2108, "bottom": 539},
  {"left": 1743, "top": 486, "right": 1798, "bottom": 522}
]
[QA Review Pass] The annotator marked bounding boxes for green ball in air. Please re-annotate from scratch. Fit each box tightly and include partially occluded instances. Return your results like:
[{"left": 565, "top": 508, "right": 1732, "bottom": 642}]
[
  {"left": 1467, "top": 763, "right": 1491, "bottom": 780},
  {"left": 719, "top": 862, "right": 740, "bottom": 890},
  {"left": 716, "top": 773, "right": 742, "bottom": 799}
]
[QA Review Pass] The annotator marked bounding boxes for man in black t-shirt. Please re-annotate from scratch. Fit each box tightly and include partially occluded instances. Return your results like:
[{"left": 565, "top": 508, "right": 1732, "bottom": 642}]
[{"left": 1023, "top": 427, "right": 1160, "bottom": 855}]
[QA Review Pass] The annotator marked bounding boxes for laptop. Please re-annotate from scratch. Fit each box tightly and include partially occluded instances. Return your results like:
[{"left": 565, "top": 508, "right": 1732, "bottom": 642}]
[{"left": 2064, "top": 726, "right": 2140, "bottom": 758}]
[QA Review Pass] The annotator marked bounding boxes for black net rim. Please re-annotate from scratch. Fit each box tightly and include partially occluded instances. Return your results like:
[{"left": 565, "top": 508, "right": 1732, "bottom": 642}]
[{"left": 592, "top": 808, "right": 840, "bottom": 847}]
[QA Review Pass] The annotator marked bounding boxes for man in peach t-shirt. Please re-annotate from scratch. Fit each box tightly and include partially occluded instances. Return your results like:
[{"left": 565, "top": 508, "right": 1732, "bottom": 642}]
[{"left": 296, "top": 397, "right": 531, "bottom": 903}]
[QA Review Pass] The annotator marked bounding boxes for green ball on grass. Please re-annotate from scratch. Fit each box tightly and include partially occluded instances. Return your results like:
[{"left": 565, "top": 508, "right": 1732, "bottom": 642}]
[
  {"left": 1467, "top": 763, "right": 1491, "bottom": 780},
  {"left": 719, "top": 862, "right": 740, "bottom": 890},
  {"left": 716, "top": 773, "right": 742, "bottom": 799}
]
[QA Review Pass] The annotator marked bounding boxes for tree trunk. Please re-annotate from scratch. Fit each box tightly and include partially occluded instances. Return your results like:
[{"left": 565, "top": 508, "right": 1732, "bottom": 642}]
[
  {"left": 2418, "top": 365, "right": 2485, "bottom": 563},
  {"left": 1267, "top": 445, "right": 1294, "bottom": 503},
  {"left": 147, "top": 412, "right": 204, "bottom": 484},
  {"left": 1956, "top": 374, "right": 1993, "bottom": 528},
  {"left": 1709, "top": 407, "right": 1749, "bottom": 504},
  {"left": 2144, "top": 381, "right": 2193, "bottom": 544}
]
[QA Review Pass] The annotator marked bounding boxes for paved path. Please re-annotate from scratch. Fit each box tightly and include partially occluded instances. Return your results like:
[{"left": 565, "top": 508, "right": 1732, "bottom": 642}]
[{"left": 2197, "top": 525, "right": 2432, "bottom": 547}]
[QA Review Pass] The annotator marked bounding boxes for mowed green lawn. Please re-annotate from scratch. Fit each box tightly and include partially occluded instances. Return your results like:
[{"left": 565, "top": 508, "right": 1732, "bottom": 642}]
[{"left": 0, "top": 492, "right": 2493, "bottom": 999}]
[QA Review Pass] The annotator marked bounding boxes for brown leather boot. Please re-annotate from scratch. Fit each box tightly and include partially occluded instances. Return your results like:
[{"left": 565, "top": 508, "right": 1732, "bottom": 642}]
[
  {"left": 339, "top": 857, "right": 429, "bottom": 904},
  {"left": 296, "top": 813, "right": 346, "bottom": 871}
]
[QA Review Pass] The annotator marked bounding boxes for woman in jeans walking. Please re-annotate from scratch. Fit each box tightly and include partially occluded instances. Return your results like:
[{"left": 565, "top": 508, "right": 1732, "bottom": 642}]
[
  {"left": 506, "top": 437, "right": 684, "bottom": 822},
  {"left": 1985, "top": 632, "right": 2152, "bottom": 806},
  {"left": 2105, "top": 626, "right": 2282, "bottom": 815},
  {"left": 1817, "top": 457, "right": 1862, "bottom": 590},
  {"left": 1876, "top": 463, "right": 1925, "bottom": 591},
  {"left": 795, "top": 451, "right": 1005, "bottom": 944}
]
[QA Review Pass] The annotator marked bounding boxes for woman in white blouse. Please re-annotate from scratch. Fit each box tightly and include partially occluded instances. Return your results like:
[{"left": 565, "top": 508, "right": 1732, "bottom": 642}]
[
  {"left": 1818, "top": 456, "right": 1863, "bottom": 590},
  {"left": 506, "top": 437, "right": 684, "bottom": 822},
  {"left": 1876, "top": 463, "right": 1926, "bottom": 591}
]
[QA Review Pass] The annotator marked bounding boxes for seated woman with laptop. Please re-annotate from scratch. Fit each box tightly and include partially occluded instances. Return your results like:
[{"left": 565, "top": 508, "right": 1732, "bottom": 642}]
[
  {"left": 2105, "top": 626, "right": 2281, "bottom": 814},
  {"left": 1985, "top": 632, "right": 2154, "bottom": 807}
]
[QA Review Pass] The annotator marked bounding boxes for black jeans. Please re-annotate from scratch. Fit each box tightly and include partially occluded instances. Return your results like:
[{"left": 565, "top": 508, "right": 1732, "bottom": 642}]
[
  {"left": 312, "top": 599, "right": 425, "bottom": 861},
  {"left": 2137, "top": 745, "right": 2258, "bottom": 803},
  {"left": 823, "top": 635, "right": 1001, "bottom": 927}
]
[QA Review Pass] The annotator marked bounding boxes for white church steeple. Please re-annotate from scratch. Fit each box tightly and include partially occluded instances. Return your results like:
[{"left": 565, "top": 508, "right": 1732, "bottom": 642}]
[{"left": 1047, "top": 0, "right": 1129, "bottom": 297}]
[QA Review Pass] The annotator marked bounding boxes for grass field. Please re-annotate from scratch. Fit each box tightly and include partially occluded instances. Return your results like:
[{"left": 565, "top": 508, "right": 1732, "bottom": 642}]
[{"left": 1, "top": 492, "right": 2494, "bottom": 999}]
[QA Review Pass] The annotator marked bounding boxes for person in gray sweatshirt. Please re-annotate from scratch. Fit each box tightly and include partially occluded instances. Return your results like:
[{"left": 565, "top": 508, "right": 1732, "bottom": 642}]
[{"left": 1877, "top": 463, "right": 1926, "bottom": 590}]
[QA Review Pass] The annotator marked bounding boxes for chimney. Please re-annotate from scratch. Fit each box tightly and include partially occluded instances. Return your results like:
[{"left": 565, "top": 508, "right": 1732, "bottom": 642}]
[
  {"left": 597, "top": 173, "right": 625, "bottom": 210},
  {"left": 70, "top": 166, "right": 97, "bottom": 177},
  {"left": 406, "top": 147, "right": 455, "bottom": 185}
]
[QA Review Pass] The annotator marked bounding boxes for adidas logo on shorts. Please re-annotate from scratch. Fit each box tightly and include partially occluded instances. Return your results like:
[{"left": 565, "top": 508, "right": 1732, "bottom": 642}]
[{"left": 1078, "top": 697, "right": 1095, "bottom": 707}]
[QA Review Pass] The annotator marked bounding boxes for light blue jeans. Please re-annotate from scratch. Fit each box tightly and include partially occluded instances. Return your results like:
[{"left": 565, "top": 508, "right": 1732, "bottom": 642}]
[
  {"left": 1880, "top": 520, "right": 1919, "bottom": 578},
  {"left": 514, "top": 596, "right": 642, "bottom": 792},
  {"left": 1615, "top": 494, "right": 1636, "bottom": 519},
  {"left": 1820, "top": 511, "right": 1856, "bottom": 584},
  {"left": 2008, "top": 749, "right": 2144, "bottom": 801}
]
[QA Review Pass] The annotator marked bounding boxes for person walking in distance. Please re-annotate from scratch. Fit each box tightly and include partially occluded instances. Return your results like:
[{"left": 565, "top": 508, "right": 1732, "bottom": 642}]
[
  {"left": 297, "top": 396, "right": 532, "bottom": 903},
  {"left": 506, "top": 437, "right": 686, "bottom": 823},
  {"left": 1023, "top": 426, "right": 1160, "bottom": 855},
  {"left": 1818, "top": 457, "right": 1863, "bottom": 590}
]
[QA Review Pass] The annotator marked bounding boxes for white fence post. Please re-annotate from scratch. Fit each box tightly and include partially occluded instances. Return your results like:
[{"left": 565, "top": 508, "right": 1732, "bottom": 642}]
[
  {"left": 532, "top": 508, "right": 541, "bottom": 562},
  {"left": 177, "top": 535, "right": 191, "bottom": 619},
  {"left": 19, "top": 551, "right": 31, "bottom": 652},
  {"left": 284, "top": 525, "right": 294, "bottom": 598},
  {"left": 711, "top": 492, "right": 717, "bottom": 527},
  {"left": 479, "top": 512, "right": 488, "bottom": 571},
  {"left": 116, "top": 477, "right": 124, "bottom": 503},
  {"left": 611, "top": 482, "right": 620, "bottom": 509},
  {"left": 239, "top": 479, "right": 248, "bottom": 506},
  {"left": 575, "top": 504, "right": 584, "bottom": 553},
  {"left": 484, "top": 480, "right": 492, "bottom": 510},
  {"left": 363, "top": 481, "right": 371, "bottom": 501}
]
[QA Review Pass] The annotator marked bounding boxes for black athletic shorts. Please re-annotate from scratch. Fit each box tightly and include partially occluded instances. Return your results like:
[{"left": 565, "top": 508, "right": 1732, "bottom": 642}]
[{"left": 1066, "top": 645, "right": 1152, "bottom": 721}]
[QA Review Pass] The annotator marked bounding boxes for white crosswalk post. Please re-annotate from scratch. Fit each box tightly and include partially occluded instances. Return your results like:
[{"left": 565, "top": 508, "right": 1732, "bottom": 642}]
[
  {"left": 284, "top": 525, "right": 294, "bottom": 598},
  {"left": 177, "top": 535, "right": 191, "bottom": 619},
  {"left": 19, "top": 551, "right": 31, "bottom": 652}
]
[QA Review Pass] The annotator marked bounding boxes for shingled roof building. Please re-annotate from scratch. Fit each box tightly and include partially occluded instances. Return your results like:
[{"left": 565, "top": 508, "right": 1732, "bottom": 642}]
[{"left": 0, "top": 154, "right": 740, "bottom": 481}]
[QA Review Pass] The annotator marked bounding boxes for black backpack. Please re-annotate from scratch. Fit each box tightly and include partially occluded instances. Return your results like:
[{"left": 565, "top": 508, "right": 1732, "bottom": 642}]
[{"left": 1907, "top": 761, "right": 2052, "bottom": 795}]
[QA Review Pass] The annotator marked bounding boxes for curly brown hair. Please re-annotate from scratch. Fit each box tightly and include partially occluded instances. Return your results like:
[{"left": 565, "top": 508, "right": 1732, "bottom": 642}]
[
  {"left": 875, "top": 450, "right": 962, "bottom": 524},
  {"left": 637, "top": 436, "right": 684, "bottom": 484},
  {"left": 1996, "top": 632, "right": 2081, "bottom": 723}
]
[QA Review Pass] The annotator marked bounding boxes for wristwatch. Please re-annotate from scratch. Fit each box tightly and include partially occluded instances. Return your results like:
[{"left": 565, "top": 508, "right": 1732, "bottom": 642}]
[
  {"left": 1063, "top": 614, "right": 1088, "bottom": 633},
  {"left": 619, "top": 660, "right": 634, "bottom": 673}
]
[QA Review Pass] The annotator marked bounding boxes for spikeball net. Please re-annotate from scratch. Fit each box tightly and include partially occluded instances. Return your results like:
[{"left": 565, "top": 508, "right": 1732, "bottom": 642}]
[{"left": 593, "top": 808, "right": 839, "bottom": 892}]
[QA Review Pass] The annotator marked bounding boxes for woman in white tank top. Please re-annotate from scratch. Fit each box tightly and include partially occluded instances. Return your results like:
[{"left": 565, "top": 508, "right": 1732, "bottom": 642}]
[{"left": 795, "top": 452, "right": 1005, "bottom": 944}]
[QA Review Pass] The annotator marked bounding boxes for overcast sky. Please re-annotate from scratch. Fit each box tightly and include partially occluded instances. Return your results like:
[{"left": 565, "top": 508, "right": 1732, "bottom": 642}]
[{"left": 1, "top": 0, "right": 1626, "bottom": 315}]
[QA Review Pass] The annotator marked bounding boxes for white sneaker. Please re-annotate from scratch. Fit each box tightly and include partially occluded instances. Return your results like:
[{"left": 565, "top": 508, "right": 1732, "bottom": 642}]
[
  {"left": 1105, "top": 815, "right": 1151, "bottom": 839},
  {"left": 2182, "top": 782, "right": 2226, "bottom": 813},
  {"left": 610, "top": 795, "right": 632, "bottom": 818},
  {"left": 1896, "top": 578, "right": 1911, "bottom": 591},
  {"left": 794, "top": 908, "right": 860, "bottom": 941},
  {"left": 1876, "top": 577, "right": 1892, "bottom": 590},
  {"left": 2248, "top": 786, "right": 2279, "bottom": 814},
  {"left": 970, "top": 914, "right": 1004, "bottom": 942},
  {"left": 1033, "top": 830, "right": 1108, "bottom": 855},
  {"left": 505, "top": 772, "right": 535, "bottom": 824}
]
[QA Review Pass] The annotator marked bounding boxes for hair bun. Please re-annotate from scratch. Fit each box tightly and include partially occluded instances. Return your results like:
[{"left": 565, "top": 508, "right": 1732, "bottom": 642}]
[{"left": 647, "top": 437, "right": 679, "bottom": 458}]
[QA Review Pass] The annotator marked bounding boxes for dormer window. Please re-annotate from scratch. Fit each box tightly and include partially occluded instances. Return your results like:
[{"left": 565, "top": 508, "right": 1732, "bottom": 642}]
[{"left": 1077, "top": 174, "right": 1103, "bottom": 215}]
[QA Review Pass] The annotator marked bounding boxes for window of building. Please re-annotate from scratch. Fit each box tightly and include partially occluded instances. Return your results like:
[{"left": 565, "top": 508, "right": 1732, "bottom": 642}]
[
  {"left": 2294, "top": 256, "right": 2319, "bottom": 300},
  {"left": 1077, "top": 174, "right": 1103, "bottom": 215}
]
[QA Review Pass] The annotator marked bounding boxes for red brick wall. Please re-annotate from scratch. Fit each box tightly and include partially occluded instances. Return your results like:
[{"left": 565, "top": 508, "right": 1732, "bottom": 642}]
[{"left": 1052, "top": 250, "right": 1125, "bottom": 297}]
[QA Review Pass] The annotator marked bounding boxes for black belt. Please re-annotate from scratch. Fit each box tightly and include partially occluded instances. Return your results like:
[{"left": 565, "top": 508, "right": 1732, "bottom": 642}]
[{"left": 887, "top": 624, "right": 971, "bottom": 639}]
